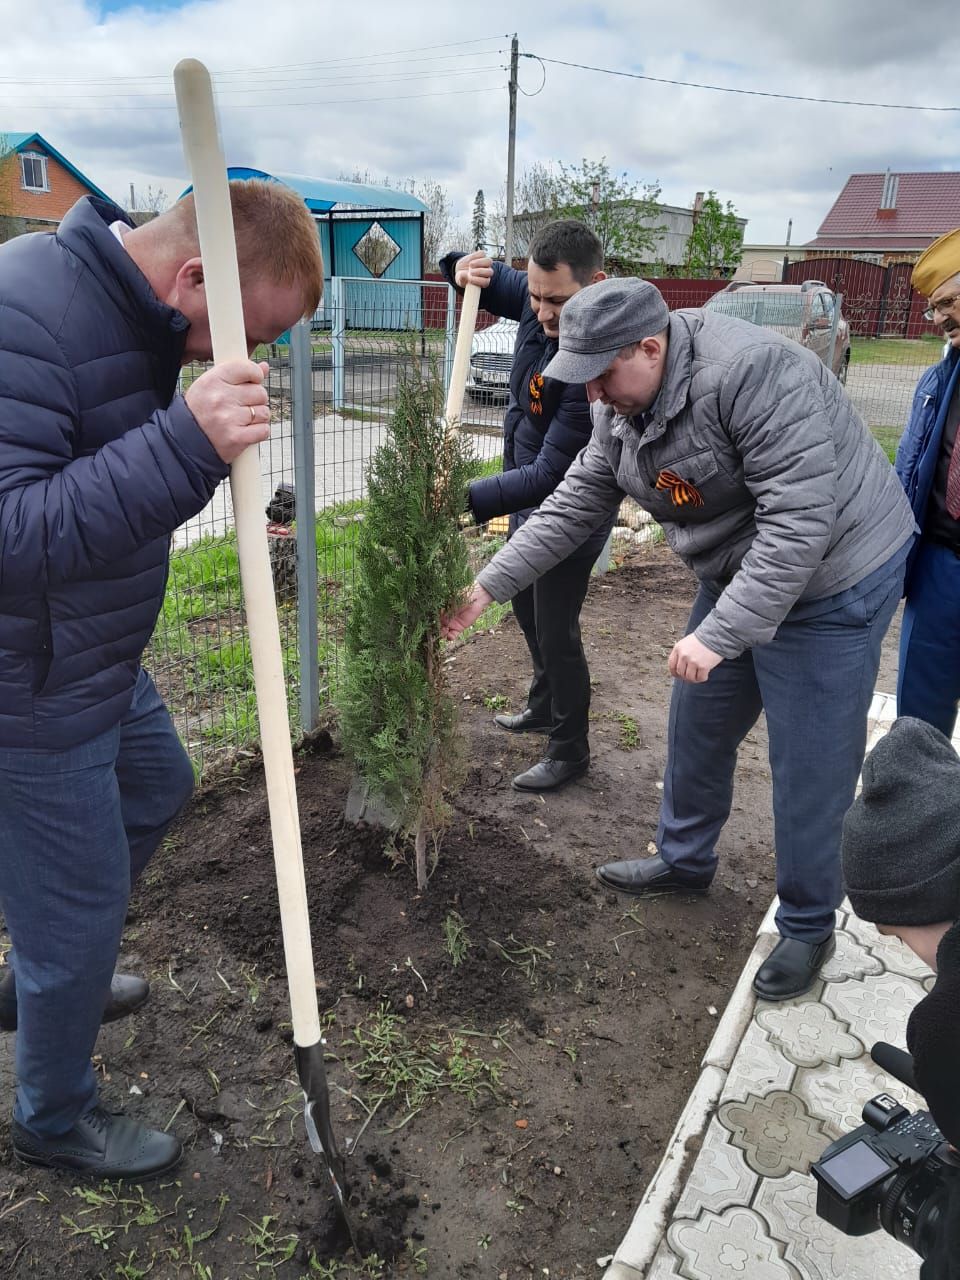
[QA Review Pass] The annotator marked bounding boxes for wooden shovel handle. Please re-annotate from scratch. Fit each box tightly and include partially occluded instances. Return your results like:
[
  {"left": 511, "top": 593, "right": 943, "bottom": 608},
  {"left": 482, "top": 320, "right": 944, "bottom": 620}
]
[
  {"left": 174, "top": 58, "right": 320, "bottom": 1046},
  {"left": 444, "top": 281, "right": 481, "bottom": 431}
]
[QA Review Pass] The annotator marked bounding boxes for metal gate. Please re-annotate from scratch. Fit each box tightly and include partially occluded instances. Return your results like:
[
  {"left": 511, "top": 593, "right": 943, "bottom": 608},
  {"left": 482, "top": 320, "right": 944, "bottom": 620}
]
[{"left": 785, "top": 258, "right": 928, "bottom": 338}]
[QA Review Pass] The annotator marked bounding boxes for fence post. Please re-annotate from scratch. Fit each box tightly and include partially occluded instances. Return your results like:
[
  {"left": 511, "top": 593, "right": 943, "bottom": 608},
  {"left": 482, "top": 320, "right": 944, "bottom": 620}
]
[
  {"left": 828, "top": 291, "right": 843, "bottom": 376},
  {"left": 331, "top": 274, "right": 345, "bottom": 411},
  {"left": 443, "top": 282, "right": 456, "bottom": 398},
  {"left": 290, "top": 320, "right": 320, "bottom": 733}
]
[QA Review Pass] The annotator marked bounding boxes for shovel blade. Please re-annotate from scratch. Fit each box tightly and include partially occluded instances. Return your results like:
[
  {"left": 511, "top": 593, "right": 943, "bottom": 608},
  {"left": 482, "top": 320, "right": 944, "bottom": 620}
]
[{"left": 295, "top": 1040, "right": 360, "bottom": 1255}]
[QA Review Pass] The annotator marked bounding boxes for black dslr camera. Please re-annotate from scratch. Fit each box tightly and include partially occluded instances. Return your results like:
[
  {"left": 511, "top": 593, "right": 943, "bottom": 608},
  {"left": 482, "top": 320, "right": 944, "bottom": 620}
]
[{"left": 811, "top": 1043, "right": 959, "bottom": 1260}]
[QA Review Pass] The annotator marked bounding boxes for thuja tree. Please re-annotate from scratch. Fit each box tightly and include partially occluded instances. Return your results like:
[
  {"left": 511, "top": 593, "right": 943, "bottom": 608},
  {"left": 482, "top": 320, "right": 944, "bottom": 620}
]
[{"left": 339, "top": 353, "right": 474, "bottom": 890}]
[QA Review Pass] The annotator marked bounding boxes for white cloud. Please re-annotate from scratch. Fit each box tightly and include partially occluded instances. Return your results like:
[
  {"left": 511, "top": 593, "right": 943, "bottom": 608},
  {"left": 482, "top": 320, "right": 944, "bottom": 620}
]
[{"left": 2, "top": 0, "right": 957, "bottom": 248}]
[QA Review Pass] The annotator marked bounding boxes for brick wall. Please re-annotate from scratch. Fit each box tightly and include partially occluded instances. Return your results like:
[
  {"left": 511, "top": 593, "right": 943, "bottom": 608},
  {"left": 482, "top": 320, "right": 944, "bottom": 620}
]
[{"left": 0, "top": 142, "right": 98, "bottom": 222}]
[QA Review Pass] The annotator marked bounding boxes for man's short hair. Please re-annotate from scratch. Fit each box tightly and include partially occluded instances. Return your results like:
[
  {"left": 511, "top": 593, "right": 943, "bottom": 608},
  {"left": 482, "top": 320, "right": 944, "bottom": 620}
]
[
  {"left": 529, "top": 219, "right": 603, "bottom": 285},
  {"left": 168, "top": 180, "right": 324, "bottom": 317}
]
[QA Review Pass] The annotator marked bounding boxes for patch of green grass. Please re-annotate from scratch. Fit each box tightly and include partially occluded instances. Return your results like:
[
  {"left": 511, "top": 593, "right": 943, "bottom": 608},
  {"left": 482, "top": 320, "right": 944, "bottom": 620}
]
[
  {"left": 871, "top": 425, "right": 902, "bottom": 464},
  {"left": 616, "top": 713, "right": 640, "bottom": 751},
  {"left": 481, "top": 691, "right": 510, "bottom": 711},
  {"left": 851, "top": 335, "right": 943, "bottom": 366},
  {"left": 342, "top": 1003, "right": 504, "bottom": 1119}
]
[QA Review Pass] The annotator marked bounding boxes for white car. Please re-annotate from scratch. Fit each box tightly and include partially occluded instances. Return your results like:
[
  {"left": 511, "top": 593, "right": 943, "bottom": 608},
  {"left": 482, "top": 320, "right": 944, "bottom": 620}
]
[{"left": 467, "top": 317, "right": 518, "bottom": 399}]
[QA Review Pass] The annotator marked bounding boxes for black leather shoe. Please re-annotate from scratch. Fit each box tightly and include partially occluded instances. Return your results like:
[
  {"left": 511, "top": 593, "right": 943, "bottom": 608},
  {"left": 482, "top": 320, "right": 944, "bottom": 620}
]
[
  {"left": 0, "top": 968, "right": 149, "bottom": 1033},
  {"left": 494, "top": 709, "right": 554, "bottom": 734},
  {"left": 13, "top": 1106, "right": 182, "bottom": 1180},
  {"left": 595, "top": 855, "right": 712, "bottom": 896},
  {"left": 752, "top": 934, "right": 836, "bottom": 1002},
  {"left": 511, "top": 756, "right": 589, "bottom": 792}
]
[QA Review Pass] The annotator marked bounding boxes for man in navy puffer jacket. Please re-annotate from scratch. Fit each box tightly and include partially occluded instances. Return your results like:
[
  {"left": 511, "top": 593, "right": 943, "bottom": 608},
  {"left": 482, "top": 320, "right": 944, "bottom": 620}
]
[
  {"left": 0, "top": 181, "right": 323, "bottom": 1179},
  {"left": 440, "top": 221, "right": 613, "bottom": 792}
]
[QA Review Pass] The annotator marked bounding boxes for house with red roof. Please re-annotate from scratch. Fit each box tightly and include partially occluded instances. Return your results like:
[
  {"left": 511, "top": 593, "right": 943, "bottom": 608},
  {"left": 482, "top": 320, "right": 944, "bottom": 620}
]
[
  {"left": 0, "top": 132, "right": 111, "bottom": 242},
  {"left": 805, "top": 171, "right": 960, "bottom": 264}
]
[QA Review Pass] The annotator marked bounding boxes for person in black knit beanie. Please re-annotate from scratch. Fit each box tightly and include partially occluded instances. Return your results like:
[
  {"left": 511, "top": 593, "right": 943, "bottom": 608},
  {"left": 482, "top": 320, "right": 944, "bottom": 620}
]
[{"left": 842, "top": 715, "right": 960, "bottom": 1280}]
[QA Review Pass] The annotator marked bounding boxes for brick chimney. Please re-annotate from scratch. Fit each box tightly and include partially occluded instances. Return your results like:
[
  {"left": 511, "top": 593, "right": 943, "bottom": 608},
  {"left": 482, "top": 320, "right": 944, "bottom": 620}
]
[{"left": 877, "top": 170, "right": 899, "bottom": 219}]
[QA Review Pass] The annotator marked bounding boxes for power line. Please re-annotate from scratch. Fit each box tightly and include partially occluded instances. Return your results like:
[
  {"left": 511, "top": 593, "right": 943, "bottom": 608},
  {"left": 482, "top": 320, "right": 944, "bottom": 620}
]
[
  {"left": 526, "top": 54, "right": 960, "bottom": 112},
  {"left": 0, "top": 83, "right": 505, "bottom": 112},
  {"left": 0, "top": 36, "right": 509, "bottom": 85},
  {"left": 0, "top": 64, "right": 506, "bottom": 103}
]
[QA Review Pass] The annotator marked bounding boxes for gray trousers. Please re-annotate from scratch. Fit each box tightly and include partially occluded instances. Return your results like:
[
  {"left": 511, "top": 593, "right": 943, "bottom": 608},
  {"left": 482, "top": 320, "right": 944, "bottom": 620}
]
[{"left": 657, "top": 561, "right": 903, "bottom": 943}]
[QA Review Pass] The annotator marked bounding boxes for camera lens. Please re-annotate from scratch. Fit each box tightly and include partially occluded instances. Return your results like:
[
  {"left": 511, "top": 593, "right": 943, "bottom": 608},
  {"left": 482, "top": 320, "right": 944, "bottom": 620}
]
[{"left": 880, "top": 1167, "right": 948, "bottom": 1258}]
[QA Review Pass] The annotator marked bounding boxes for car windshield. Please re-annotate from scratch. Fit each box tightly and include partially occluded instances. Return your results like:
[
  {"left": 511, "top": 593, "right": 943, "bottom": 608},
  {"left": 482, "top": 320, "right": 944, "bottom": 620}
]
[{"left": 708, "top": 293, "right": 806, "bottom": 327}]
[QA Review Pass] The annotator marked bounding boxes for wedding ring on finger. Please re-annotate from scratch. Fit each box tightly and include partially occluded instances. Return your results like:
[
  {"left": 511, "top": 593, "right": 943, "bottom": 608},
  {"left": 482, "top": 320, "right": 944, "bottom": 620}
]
[{"left": 249, "top": 404, "right": 257, "bottom": 423}]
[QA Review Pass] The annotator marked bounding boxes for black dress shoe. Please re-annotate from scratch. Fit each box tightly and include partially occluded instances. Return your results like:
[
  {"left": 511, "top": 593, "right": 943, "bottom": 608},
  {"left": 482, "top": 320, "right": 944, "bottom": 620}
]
[
  {"left": 494, "top": 709, "right": 554, "bottom": 734},
  {"left": 595, "top": 855, "right": 713, "bottom": 896},
  {"left": 0, "top": 968, "right": 150, "bottom": 1033},
  {"left": 13, "top": 1106, "right": 182, "bottom": 1180},
  {"left": 752, "top": 934, "right": 836, "bottom": 1002},
  {"left": 511, "top": 756, "right": 589, "bottom": 792}
]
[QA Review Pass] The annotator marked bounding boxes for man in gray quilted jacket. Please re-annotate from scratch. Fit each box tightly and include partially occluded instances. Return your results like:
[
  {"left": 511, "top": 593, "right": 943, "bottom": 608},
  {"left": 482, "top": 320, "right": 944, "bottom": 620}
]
[{"left": 443, "top": 277, "right": 916, "bottom": 1002}]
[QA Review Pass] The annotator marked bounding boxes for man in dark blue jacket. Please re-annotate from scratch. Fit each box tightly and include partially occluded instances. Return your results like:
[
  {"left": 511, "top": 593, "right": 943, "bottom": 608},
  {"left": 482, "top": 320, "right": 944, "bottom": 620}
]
[
  {"left": 0, "top": 181, "right": 323, "bottom": 1179},
  {"left": 895, "top": 228, "right": 960, "bottom": 735},
  {"left": 440, "top": 221, "right": 611, "bottom": 792}
]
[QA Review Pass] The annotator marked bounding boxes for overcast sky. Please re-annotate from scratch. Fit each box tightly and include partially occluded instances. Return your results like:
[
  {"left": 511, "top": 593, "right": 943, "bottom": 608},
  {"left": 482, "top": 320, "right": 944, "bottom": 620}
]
[{"left": 3, "top": 0, "right": 958, "bottom": 251}]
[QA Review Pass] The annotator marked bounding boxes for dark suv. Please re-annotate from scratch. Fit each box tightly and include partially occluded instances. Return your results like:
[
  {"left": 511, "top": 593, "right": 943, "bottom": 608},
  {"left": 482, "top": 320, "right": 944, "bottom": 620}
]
[{"left": 703, "top": 281, "right": 851, "bottom": 383}]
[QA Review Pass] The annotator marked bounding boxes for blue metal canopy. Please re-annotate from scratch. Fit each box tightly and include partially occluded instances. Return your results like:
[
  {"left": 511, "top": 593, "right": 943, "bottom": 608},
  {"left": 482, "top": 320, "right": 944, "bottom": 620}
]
[{"left": 224, "top": 167, "right": 429, "bottom": 214}]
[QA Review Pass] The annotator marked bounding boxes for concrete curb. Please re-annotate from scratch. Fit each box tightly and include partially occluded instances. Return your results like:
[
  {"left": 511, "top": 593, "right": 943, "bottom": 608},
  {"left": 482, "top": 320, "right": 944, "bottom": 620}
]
[{"left": 601, "top": 905, "right": 780, "bottom": 1278}]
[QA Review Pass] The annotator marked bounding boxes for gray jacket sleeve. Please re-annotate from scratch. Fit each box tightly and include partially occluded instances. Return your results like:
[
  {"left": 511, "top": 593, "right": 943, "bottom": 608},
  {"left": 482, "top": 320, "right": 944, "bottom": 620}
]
[
  {"left": 475, "top": 433, "right": 624, "bottom": 601},
  {"left": 694, "top": 346, "right": 837, "bottom": 657}
]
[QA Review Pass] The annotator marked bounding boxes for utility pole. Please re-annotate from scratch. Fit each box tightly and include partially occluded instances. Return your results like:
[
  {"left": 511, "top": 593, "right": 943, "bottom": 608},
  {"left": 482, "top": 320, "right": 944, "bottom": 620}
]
[{"left": 504, "top": 33, "right": 518, "bottom": 266}]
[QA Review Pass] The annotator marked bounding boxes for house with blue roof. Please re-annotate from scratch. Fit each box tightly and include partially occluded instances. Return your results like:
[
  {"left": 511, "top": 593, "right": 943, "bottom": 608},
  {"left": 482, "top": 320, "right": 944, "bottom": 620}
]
[{"left": 0, "top": 132, "right": 111, "bottom": 242}]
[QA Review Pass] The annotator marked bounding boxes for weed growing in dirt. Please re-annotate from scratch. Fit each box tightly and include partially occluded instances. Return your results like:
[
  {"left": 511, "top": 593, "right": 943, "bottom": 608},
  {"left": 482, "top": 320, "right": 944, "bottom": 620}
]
[
  {"left": 241, "top": 1214, "right": 299, "bottom": 1267},
  {"left": 342, "top": 1003, "right": 505, "bottom": 1120},
  {"left": 481, "top": 691, "right": 510, "bottom": 711},
  {"left": 617, "top": 712, "right": 640, "bottom": 751},
  {"left": 441, "top": 911, "right": 472, "bottom": 967},
  {"left": 488, "top": 934, "right": 553, "bottom": 986}
]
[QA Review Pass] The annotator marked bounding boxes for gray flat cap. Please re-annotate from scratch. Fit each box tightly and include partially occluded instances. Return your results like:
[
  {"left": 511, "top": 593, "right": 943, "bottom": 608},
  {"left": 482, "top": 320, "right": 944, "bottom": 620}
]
[{"left": 544, "top": 277, "right": 670, "bottom": 383}]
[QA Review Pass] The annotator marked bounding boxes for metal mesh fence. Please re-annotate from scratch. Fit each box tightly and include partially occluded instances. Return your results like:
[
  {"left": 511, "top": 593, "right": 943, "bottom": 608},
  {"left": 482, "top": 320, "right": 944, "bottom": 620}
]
[
  {"left": 147, "top": 278, "right": 513, "bottom": 776},
  {"left": 148, "top": 272, "right": 944, "bottom": 777}
]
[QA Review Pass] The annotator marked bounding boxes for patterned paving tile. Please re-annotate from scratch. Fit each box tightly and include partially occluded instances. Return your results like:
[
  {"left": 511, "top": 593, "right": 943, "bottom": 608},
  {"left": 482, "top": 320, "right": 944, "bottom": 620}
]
[
  {"left": 674, "top": 1117, "right": 758, "bottom": 1217},
  {"left": 755, "top": 998, "right": 864, "bottom": 1069},
  {"left": 820, "top": 929, "right": 884, "bottom": 984},
  {"left": 667, "top": 1206, "right": 804, "bottom": 1279},
  {"left": 793, "top": 1053, "right": 924, "bottom": 1139},
  {"left": 821, "top": 975, "right": 925, "bottom": 1046},
  {"left": 717, "top": 1090, "right": 833, "bottom": 1178},
  {"left": 720, "top": 1017, "right": 796, "bottom": 1103}
]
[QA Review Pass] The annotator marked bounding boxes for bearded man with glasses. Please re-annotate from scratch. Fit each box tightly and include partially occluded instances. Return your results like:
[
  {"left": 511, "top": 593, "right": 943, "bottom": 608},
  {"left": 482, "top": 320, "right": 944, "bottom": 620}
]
[{"left": 896, "top": 229, "right": 960, "bottom": 736}]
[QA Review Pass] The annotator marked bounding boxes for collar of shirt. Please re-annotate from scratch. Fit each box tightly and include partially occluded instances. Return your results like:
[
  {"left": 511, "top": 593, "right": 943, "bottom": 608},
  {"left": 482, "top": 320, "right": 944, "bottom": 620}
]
[{"left": 109, "top": 220, "right": 129, "bottom": 250}]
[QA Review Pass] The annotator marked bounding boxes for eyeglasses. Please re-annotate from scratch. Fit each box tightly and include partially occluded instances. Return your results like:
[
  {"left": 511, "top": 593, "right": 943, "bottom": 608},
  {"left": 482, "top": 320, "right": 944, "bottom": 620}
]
[{"left": 923, "top": 293, "right": 960, "bottom": 321}]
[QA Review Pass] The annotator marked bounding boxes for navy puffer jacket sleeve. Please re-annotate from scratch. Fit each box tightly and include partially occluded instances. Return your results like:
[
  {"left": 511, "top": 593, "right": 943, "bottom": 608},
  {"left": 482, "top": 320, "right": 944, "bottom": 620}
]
[
  {"left": 0, "top": 303, "right": 226, "bottom": 590},
  {"left": 439, "top": 253, "right": 604, "bottom": 545}
]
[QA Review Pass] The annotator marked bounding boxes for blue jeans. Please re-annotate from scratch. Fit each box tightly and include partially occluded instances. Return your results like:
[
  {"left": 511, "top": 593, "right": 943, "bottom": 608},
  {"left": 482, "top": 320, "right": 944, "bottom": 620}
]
[
  {"left": 657, "top": 560, "right": 904, "bottom": 943},
  {"left": 898, "top": 540, "right": 960, "bottom": 739},
  {"left": 0, "top": 669, "right": 194, "bottom": 1136}
]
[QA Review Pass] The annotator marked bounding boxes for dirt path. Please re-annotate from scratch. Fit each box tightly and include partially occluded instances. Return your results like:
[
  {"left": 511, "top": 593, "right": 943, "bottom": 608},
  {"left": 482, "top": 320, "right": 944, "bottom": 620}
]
[{"left": 0, "top": 543, "right": 900, "bottom": 1279}]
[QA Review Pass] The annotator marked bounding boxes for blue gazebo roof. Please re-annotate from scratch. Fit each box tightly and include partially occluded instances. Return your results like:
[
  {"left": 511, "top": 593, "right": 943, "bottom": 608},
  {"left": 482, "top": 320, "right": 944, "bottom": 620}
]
[{"left": 224, "top": 167, "right": 429, "bottom": 214}]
